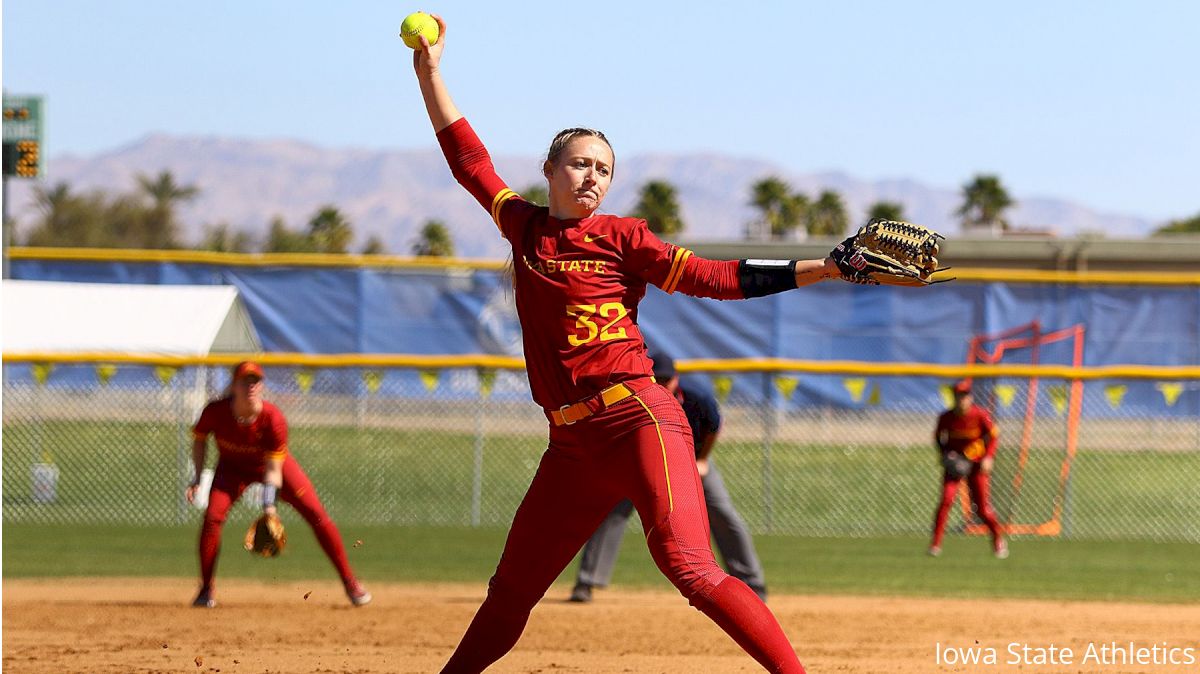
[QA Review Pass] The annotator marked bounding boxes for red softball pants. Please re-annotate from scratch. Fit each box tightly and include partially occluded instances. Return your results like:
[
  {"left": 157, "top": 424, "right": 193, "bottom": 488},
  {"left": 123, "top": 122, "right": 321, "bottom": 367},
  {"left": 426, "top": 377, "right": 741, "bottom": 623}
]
[
  {"left": 441, "top": 382, "right": 803, "bottom": 673},
  {"left": 198, "top": 455, "right": 357, "bottom": 591},
  {"left": 931, "top": 469, "right": 1002, "bottom": 548}
]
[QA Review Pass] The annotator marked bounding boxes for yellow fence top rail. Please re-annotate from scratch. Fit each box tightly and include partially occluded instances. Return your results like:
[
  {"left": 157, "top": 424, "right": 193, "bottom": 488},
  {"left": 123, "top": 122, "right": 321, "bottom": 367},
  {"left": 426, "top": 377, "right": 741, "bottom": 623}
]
[
  {"left": 8, "top": 246, "right": 507, "bottom": 270},
  {"left": 11, "top": 247, "right": 1200, "bottom": 284},
  {"left": 4, "top": 352, "right": 1199, "bottom": 380}
]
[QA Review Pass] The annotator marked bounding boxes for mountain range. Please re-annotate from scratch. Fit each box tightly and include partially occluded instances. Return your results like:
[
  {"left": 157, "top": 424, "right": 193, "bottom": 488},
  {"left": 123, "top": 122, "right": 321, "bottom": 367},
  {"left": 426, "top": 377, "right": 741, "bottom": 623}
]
[{"left": 5, "top": 134, "right": 1159, "bottom": 258}]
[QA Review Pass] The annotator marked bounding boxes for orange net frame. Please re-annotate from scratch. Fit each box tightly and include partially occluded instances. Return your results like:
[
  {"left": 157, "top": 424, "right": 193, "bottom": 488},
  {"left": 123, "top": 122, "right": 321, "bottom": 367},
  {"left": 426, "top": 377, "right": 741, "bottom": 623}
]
[{"left": 960, "top": 321, "right": 1085, "bottom": 537}]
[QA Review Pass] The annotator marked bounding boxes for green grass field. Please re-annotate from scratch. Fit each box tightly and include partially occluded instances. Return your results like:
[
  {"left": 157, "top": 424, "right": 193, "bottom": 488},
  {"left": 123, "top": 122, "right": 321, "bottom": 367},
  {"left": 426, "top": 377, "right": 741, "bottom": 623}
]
[
  {"left": 6, "top": 420, "right": 1198, "bottom": 540},
  {"left": 4, "top": 523, "right": 1198, "bottom": 604},
  {"left": 5, "top": 420, "right": 1199, "bottom": 604}
]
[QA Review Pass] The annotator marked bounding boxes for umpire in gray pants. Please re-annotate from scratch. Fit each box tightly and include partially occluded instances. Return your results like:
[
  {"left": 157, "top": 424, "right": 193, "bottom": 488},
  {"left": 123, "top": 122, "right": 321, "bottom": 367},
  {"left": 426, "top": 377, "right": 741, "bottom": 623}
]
[{"left": 569, "top": 352, "right": 769, "bottom": 603}]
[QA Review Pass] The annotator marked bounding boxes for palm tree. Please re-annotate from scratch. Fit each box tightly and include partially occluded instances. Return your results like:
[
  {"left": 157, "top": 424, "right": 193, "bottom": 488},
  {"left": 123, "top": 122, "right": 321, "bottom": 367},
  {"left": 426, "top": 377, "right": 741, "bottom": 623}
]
[
  {"left": 361, "top": 235, "right": 387, "bottom": 254},
  {"left": 521, "top": 184, "right": 549, "bottom": 207},
  {"left": 749, "top": 177, "right": 805, "bottom": 240},
  {"left": 806, "top": 190, "right": 849, "bottom": 237},
  {"left": 201, "top": 223, "right": 253, "bottom": 252},
  {"left": 413, "top": 220, "right": 455, "bottom": 257},
  {"left": 263, "top": 215, "right": 315, "bottom": 253},
  {"left": 632, "top": 180, "right": 685, "bottom": 235},
  {"left": 1153, "top": 211, "right": 1200, "bottom": 235},
  {"left": 136, "top": 170, "right": 199, "bottom": 248},
  {"left": 867, "top": 201, "right": 905, "bottom": 222},
  {"left": 956, "top": 174, "right": 1014, "bottom": 233},
  {"left": 307, "top": 205, "right": 353, "bottom": 253}
]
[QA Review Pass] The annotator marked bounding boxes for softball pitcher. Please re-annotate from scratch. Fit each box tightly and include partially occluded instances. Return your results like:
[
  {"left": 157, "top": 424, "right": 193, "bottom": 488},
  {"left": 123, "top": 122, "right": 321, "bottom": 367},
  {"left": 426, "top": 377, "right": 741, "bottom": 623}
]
[{"left": 411, "top": 15, "right": 866, "bottom": 673}]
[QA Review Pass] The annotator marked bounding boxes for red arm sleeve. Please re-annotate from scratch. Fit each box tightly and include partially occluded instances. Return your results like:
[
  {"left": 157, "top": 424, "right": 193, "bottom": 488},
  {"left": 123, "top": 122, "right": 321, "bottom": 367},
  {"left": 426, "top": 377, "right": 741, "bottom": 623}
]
[
  {"left": 264, "top": 407, "right": 289, "bottom": 461},
  {"left": 624, "top": 220, "right": 743, "bottom": 299},
  {"left": 435, "top": 118, "right": 536, "bottom": 240},
  {"left": 192, "top": 403, "right": 215, "bottom": 440}
]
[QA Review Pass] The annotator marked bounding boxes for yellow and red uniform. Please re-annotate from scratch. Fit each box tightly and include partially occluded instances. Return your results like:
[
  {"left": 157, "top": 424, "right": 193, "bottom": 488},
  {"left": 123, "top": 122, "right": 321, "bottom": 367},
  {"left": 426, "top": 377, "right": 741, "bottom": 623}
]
[
  {"left": 439, "top": 118, "right": 742, "bottom": 410},
  {"left": 436, "top": 119, "right": 802, "bottom": 673},
  {"left": 193, "top": 399, "right": 289, "bottom": 474},
  {"left": 191, "top": 398, "right": 359, "bottom": 596},
  {"left": 935, "top": 406, "right": 998, "bottom": 462},
  {"left": 931, "top": 405, "right": 1003, "bottom": 550}
]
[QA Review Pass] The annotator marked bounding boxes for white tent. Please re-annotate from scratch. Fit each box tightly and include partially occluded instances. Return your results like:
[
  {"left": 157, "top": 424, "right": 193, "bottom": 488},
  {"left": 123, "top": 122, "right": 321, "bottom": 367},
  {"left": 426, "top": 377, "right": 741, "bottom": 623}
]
[{"left": 2, "top": 279, "right": 260, "bottom": 354}]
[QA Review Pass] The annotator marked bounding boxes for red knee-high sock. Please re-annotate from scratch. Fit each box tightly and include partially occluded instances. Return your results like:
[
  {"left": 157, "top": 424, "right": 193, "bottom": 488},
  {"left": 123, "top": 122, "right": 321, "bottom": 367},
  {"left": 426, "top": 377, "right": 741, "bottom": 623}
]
[
  {"left": 692, "top": 577, "right": 805, "bottom": 674},
  {"left": 440, "top": 590, "right": 531, "bottom": 673},
  {"left": 932, "top": 501, "right": 953, "bottom": 547},
  {"left": 309, "top": 516, "right": 356, "bottom": 585},
  {"left": 198, "top": 519, "right": 223, "bottom": 590}
]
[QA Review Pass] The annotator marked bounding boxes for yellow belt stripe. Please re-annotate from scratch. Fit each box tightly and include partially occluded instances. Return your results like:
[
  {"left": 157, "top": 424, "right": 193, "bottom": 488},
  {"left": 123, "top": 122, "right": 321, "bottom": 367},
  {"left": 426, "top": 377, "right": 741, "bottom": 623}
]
[
  {"left": 663, "top": 248, "right": 693, "bottom": 294},
  {"left": 490, "top": 189, "right": 517, "bottom": 229},
  {"left": 632, "top": 394, "right": 673, "bottom": 514}
]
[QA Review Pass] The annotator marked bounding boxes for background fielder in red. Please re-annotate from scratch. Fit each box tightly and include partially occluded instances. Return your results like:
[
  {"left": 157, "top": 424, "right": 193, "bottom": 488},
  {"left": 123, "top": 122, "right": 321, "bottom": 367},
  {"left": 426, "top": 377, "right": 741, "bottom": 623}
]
[
  {"left": 187, "top": 361, "right": 371, "bottom": 607},
  {"left": 930, "top": 379, "right": 1008, "bottom": 558},
  {"left": 411, "top": 15, "right": 864, "bottom": 674}
]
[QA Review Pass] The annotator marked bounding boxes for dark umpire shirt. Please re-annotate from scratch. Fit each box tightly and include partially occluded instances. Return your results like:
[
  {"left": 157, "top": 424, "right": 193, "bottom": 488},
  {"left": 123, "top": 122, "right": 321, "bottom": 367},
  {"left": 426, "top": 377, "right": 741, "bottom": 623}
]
[{"left": 675, "top": 381, "right": 722, "bottom": 457}]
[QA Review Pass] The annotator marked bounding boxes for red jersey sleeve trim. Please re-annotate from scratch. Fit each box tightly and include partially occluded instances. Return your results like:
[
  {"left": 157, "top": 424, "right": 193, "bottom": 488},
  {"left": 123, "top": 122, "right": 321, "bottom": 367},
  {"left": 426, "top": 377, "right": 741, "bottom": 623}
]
[
  {"left": 662, "top": 248, "right": 693, "bottom": 294},
  {"left": 490, "top": 188, "right": 518, "bottom": 230},
  {"left": 265, "top": 444, "right": 288, "bottom": 461},
  {"left": 192, "top": 430, "right": 208, "bottom": 440}
]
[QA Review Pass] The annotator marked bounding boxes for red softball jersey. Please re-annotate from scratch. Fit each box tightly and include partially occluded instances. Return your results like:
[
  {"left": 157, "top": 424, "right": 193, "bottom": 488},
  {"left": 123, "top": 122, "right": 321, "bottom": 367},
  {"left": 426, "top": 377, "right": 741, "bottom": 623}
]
[
  {"left": 935, "top": 406, "right": 999, "bottom": 461},
  {"left": 438, "top": 118, "right": 744, "bottom": 410},
  {"left": 192, "top": 399, "right": 289, "bottom": 472}
]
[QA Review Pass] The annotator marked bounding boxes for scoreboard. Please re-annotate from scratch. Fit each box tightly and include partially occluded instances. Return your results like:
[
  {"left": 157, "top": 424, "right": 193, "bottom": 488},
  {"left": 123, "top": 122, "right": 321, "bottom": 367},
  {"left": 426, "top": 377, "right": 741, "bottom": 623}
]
[{"left": 3, "top": 95, "right": 44, "bottom": 179}]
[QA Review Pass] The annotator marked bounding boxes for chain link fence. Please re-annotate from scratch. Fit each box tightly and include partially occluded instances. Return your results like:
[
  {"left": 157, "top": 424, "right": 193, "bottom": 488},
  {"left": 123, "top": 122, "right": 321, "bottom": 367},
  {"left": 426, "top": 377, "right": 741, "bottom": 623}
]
[{"left": 3, "top": 362, "right": 1198, "bottom": 541}]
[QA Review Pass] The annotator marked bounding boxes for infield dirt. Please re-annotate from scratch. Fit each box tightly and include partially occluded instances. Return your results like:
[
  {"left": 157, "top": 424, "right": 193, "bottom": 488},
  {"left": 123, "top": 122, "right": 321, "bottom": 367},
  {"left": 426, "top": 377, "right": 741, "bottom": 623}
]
[{"left": 4, "top": 578, "right": 1198, "bottom": 673}]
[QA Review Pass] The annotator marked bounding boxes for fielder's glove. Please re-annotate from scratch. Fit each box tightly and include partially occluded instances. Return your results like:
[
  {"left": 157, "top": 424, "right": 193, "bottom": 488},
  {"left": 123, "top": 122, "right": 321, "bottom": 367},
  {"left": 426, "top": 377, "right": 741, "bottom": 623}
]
[
  {"left": 244, "top": 512, "right": 287, "bottom": 558},
  {"left": 943, "top": 452, "right": 974, "bottom": 480},
  {"left": 831, "top": 218, "right": 949, "bottom": 286}
]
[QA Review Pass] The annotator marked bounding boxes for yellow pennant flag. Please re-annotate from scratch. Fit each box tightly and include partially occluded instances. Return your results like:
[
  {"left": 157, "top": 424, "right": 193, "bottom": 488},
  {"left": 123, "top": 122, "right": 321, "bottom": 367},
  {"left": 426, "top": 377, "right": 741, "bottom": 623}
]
[
  {"left": 478, "top": 368, "right": 496, "bottom": 400},
  {"left": 712, "top": 376, "right": 733, "bottom": 404},
  {"left": 1156, "top": 382, "right": 1183, "bottom": 407},
  {"left": 939, "top": 385, "right": 955, "bottom": 409},
  {"left": 867, "top": 384, "right": 881, "bottom": 406},
  {"left": 294, "top": 370, "right": 314, "bottom": 394},
  {"left": 96, "top": 364, "right": 117, "bottom": 386},
  {"left": 1046, "top": 385, "right": 1068, "bottom": 417},
  {"left": 843, "top": 378, "right": 867, "bottom": 403},
  {"left": 1103, "top": 384, "right": 1127, "bottom": 410},
  {"left": 774, "top": 376, "right": 799, "bottom": 400},
  {"left": 155, "top": 366, "right": 177, "bottom": 386},
  {"left": 994, "top": 384, "right": 1017, "bottom": 409},
  {"left": 32, "top": 363, "right": 54, "bottom": 385},
  {"left": 362, "top": 371, "right": 382, "bottom": 394},
  {"left": 419, "top": 369, "right": 440, "bottom": 392}
]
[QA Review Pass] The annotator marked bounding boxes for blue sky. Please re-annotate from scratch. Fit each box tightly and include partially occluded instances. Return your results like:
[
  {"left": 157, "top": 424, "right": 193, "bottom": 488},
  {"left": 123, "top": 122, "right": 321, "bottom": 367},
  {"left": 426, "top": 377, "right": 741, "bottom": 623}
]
[{"left": 4, "top": 0, "right": 1198, "bottom": 221}]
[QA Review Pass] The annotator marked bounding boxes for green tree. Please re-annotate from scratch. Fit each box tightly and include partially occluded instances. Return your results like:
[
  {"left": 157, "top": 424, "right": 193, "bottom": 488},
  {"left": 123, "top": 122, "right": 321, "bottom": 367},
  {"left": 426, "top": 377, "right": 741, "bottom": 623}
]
[
  {"left": 1153, "top": 211, "right": 1200, "bottom": 234},
  {"left": 412, "top": 220, "right": 455, "bottom": 257},
  {"left": 25, "top": 183, "right": 111, "bottom": 247},
  {"left": 361, "top": 234, "right": 387, "bottom": 254},
  {"left": 521, "top": 184, "right": 549, "bottom": 207},
  {"left": 867, "top": 201, "right": 905, "bottom": 222},
  {"left": 201, "top": 222, "right": 253, "bottom": 252},
  {"left": 136, "top": 170, "right": 199, "bottom": 248},
  {"left": 806, "top": 190, "right": 849, "bottom": 237},
  {"left": 750, "top": 177, "right": 806, "bottom": 239},
  {"left": 632, "top": 180, "right": 685, "bottom": 235},
  {"left": 307, "top": 205, "right": 353, "bottom": 253},
  {"left": 263, "top": 216, "right": 314, "bottom": 253},
  {"left": 956, "top": 174, "right": 1014, "bottom": 232}
]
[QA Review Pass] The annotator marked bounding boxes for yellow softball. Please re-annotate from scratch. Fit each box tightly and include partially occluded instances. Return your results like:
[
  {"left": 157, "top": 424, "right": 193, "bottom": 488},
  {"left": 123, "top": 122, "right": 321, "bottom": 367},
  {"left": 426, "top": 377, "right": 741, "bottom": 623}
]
[{"left": 400, "top": 12, "right": 439, "bottom": 50}]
